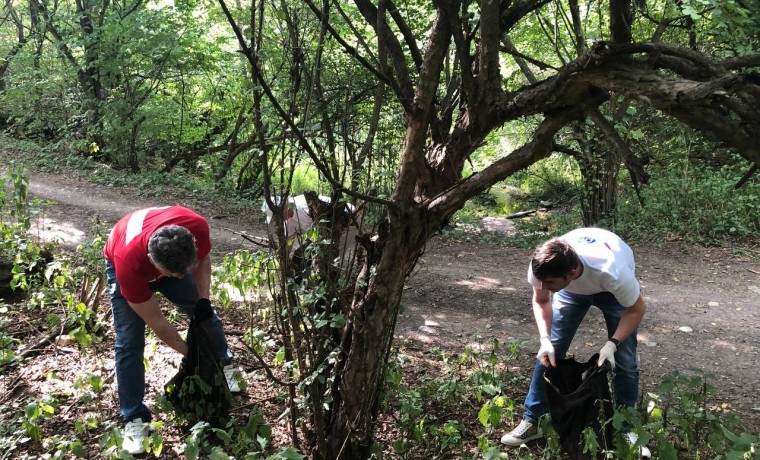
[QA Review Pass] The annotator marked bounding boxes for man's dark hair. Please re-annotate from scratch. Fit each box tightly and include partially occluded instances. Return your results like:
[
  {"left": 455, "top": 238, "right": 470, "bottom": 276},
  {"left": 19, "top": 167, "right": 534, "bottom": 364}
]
[
  {"left": 148, "top": 225, "right": 197, "bottom": 274},
  {"left": 531, "top": 237, "right": 579, "bottom": 280}
]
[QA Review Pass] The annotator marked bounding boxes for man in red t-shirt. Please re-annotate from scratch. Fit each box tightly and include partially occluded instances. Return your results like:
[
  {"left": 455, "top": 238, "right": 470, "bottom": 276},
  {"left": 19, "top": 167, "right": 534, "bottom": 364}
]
[{"left": 104, "top": 206, "right": 239, "bottom": 454}]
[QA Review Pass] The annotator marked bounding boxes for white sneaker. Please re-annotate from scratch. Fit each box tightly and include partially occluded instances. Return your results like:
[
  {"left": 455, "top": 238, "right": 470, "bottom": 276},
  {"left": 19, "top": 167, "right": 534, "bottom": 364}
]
[
  {"left": 223, "top": 365, "right": 241, "bottom": 393},
  {"left": 625, "top": 432, "right": 652, "bottom": 458},
  {"left": 501, "top": 419, "right": 543, "bottom": 446},
  {"left": 122, "top": 418, "right": 149, "bottom": 455}
]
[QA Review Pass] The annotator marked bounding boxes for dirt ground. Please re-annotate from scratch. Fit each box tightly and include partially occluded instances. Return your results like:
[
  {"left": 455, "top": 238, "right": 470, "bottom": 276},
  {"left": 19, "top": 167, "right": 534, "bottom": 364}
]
[{"left": 5, "top": 168, "right": 760, "bottom": 453}]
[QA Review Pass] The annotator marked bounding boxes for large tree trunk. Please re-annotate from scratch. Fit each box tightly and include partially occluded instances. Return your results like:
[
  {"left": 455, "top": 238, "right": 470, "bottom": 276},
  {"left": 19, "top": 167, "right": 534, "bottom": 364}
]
[{"left": 328, "top": 211, "right": 427, "bottom": 459}]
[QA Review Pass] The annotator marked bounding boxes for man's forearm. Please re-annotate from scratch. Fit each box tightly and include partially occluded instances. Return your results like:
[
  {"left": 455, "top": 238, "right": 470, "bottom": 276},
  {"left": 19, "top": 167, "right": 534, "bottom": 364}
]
[
  {"left": 533, "top": 300, "right": 553, "bottom": 338},
  {"left": 612, "top": 296, "right": 646, "bottom": 342},
  {"left": 193, "top": 255, "right": 212, "bottom": 299},
  {"left": 612, "top": 309, "right": 644, "bottom": 342},
  {"left": 153, "top": 322, "right": 188, "bottom": 356},
  {"left": 129, "top": 298, "right": 188, "bottom": 356}
]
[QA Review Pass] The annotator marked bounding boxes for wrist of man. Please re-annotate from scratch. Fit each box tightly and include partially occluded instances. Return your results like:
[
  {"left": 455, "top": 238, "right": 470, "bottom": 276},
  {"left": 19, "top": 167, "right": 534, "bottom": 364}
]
[{"left": 609, "top": 337, "right": 621, "bottom": 348}]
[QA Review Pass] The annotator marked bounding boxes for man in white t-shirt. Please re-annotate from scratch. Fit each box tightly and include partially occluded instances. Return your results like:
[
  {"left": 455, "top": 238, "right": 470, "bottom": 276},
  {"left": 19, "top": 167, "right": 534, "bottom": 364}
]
[
  {"left": 262, "top": 194, "right": 327, "bottom": 252},
  {"left": 501, "top": 228, "right": 650, "bottom": 457},
  {"left": 262, "top": 193, "right": 358, "bottom": 278}
]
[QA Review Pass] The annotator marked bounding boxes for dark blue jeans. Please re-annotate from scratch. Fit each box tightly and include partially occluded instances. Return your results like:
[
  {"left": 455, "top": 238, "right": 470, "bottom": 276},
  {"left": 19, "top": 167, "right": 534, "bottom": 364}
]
[
  {"left": 106, "top": 261, "right": 233, "bottom": 424},
  {"left": 523, "top": 291, "right": 640, "bottom": 424}
]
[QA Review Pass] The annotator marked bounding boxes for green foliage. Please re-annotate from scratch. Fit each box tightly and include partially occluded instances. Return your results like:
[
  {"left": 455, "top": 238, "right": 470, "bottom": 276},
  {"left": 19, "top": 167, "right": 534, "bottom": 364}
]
[
  {"left": 507, "top": 154, "right": 581, "bottom": 202},
  {"left": 178, "top": 414, "right": 275, "bottom": 460},
  {"left": 382, "top": 338, "right": 759, "bottom": 459},
  {"left": 74, "top": 222, "right": 108, "bottom": 274},
  {"left": 287, "top": 164, "right": 323, "bottom": 195},
  {"left": 0, "top": 49, "right": 79, "bottom": 141},
  {"left": 0, "top": 0, "right": 407, "bottom": 199},
  {"left": 509, "top": 212, "right": 582, "bottom": 249},
  {"left": 0, "top": 397, "right": 89, "bottom": 460},
  {"left": 611, "top": 157, "right": 760, "bottom": 245},
  {"left": 445, "top": 150, "right": 586, "bottom": 248},
  {"left": 454, "top": 145, "right": 758, "bottom": 250},
  {"left": 0, "top": 168, "right": 109, "bottom": 376},
  {"left": 0, "top": 166, "right": 50, "bottom": 294},
  {"left": 213, "top": 250, "right": 276, "bottom": 311},
  {"left": 0, "top": 139, "right": 102, "bottom": 175},
  {"left": 452, "top": 187, "right": 525, "bottom": 223},
  {"left": 672, "top": 0, "right": 760, "bottom": 55},
  {"left": 5, "top": 135, "right": 269, "bottom": 213},
  {"left": 73, "top": 372, "right": 106, "bottom": 406},
  {"left": 385, "top": 338, "right": 525, "bottom": 458},
  {"left": 546, "top": 370, "right": 759, "bottom": 459},
  {"left": 22, "top": 397, "right": 57, "bottom": 442},
  {"left": 600, "top": 370, "right": 759, "bottom": 459},
  {"left": 0, "top": 327, "right": 15, "bottom": 366}
]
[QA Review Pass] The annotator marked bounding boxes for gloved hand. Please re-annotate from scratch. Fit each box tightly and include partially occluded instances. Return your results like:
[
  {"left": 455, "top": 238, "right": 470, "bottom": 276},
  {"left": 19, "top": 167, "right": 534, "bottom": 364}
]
[
  {"left": 537, "top": 335, "right": 556, "bottom": 367},
  {"left": 195, "top": 298, "right": 214, "bottom": 322},
  {"left": 598, "top": 340, "right": 617, "bottom": 368}
]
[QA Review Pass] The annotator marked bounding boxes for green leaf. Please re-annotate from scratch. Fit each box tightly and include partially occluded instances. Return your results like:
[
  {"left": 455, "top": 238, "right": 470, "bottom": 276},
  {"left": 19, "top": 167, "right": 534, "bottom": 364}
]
[
  {"left": 480, "top": 384, "right": 500, "bottom": 396},
  {"left": 70, "top": 439, "right": 87, "bottom": 457},
  {"left": 268, "top": 447, "right": 305, "bottom": 460},
  {"left": 209, "top": 447, "right": 230, "bottom": 460},
  {"left": 482, "top": 446, "right": 507, "bottom": 459},
  {"left": 477, "top": 399, "right": 502, "bottom": 427}
]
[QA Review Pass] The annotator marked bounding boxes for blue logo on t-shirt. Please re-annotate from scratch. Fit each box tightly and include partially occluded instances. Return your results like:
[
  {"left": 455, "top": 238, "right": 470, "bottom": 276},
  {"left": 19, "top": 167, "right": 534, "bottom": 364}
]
[{"left": 576, "top": 236, "right": 597, "bottom": 244}]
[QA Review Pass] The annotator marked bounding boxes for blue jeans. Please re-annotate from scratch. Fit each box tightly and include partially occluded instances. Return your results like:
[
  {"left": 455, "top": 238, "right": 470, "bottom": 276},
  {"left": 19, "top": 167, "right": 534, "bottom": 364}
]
[
  {"left": 106, "top": 261, "right": 233, "bottom": 424},
  {"left": 523, "top": 291, "right": 639, "bottom": 424}
]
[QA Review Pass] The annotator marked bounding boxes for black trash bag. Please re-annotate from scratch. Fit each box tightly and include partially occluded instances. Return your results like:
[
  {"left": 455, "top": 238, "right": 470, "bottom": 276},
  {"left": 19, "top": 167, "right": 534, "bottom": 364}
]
[
  {"left": 543, "top": 354, "right": 614, "bottom": 460},
  {"left": 165, "top": 299, "right": 231, "bottom": 427}
]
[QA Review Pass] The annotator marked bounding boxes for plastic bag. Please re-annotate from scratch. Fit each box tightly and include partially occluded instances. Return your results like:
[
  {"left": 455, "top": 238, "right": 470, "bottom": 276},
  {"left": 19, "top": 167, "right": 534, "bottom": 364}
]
[
  {"left": 165, "top": 300, "right": 231, "bottom": 427},
  {"left": 543, "top": 354, "right": 614, "bottom": 460}
]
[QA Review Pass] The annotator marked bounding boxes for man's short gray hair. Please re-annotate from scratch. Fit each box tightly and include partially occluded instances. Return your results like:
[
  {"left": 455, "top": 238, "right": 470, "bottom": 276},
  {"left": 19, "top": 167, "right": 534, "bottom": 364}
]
[{"left": 148, "top": 225, "right": 197, "bottom": 274}]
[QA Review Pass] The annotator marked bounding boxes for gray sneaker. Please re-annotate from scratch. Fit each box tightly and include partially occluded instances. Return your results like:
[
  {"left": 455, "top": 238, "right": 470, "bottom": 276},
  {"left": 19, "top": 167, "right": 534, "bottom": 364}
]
[{"left": 501, "top": 419, "right": 543, "bottom": 446}]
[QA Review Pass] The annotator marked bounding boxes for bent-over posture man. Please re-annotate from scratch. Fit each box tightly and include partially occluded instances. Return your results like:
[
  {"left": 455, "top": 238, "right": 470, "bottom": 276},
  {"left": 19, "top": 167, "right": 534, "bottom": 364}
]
[
  {"left": 501, "top": 227, "right": 651, "bottom": 458},
  {"left": 104, "top": 206, "right": 240, "bottom": 455}
]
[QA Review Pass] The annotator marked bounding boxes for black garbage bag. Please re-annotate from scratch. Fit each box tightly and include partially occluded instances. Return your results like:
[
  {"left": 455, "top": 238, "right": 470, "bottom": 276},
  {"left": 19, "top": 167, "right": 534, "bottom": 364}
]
[
  {"left": 543, "top": 354, "right": 614, "bottom": 460},
  {"left": 165, "top": 299, "right": 231, "bottom": 427}
]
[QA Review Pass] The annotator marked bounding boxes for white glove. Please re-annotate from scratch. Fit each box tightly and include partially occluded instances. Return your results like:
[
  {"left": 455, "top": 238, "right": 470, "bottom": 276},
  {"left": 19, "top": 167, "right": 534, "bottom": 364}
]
[
  {"left": 598, "top": 340, "right": 617, "bottom": 368},
  {"left": 537, "top": 336, "right": 556, "bottom": 367}
]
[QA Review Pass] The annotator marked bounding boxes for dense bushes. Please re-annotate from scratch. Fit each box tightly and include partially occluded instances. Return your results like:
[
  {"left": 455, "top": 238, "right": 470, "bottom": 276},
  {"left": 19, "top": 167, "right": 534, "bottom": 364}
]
[{"left": 611, "top": 157, "right": 760, "bottom": 245}]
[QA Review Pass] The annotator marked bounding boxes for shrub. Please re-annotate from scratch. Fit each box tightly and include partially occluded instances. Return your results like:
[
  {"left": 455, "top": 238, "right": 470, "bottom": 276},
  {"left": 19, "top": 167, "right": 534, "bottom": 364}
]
[{"left": 611, "top": 157, "right": 760, "bottom": 245}]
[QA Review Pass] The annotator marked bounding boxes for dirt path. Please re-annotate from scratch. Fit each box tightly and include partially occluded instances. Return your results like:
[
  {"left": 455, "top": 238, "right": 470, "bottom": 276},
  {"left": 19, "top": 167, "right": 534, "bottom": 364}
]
[
  {"left": 26, "top": 169, "right": 269, "bottom": 253},
  {"left": 25, "top": 170, "right": 760, "bottom": 433}
]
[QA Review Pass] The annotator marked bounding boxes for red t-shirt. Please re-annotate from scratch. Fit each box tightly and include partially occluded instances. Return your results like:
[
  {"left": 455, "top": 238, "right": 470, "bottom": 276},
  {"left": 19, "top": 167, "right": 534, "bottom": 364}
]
[{"left": 103, "top": 206, "right": 211, "bottom": 303}]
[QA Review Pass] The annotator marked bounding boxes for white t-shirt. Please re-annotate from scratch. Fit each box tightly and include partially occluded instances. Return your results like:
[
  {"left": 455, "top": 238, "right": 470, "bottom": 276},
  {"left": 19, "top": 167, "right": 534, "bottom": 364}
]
[
  {"left": 527, "top": 227, "right": 640, "bottom": 307},
  {"left": 262, "top": 195, "right": 329, "bottom": 250}
]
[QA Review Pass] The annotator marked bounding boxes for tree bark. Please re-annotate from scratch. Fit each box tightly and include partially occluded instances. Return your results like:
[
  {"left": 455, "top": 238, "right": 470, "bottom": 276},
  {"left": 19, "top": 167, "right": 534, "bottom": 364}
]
[{"left": 328, "top": 210, "right": 425, "bottom": 459}]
